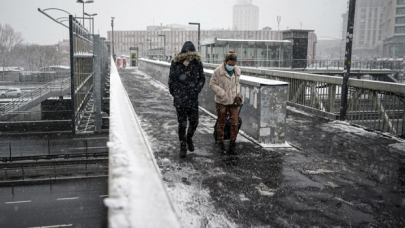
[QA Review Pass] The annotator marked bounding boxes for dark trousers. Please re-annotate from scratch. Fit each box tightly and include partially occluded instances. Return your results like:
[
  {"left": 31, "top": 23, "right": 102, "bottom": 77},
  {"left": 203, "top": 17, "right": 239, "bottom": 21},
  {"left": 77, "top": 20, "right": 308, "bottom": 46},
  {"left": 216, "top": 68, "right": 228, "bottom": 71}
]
[
  {"left": 216, "top": 103, "right": 239, "bottom": 141},
  {"left": 176, "top": 107, "right": 199, "bottom": 143}
]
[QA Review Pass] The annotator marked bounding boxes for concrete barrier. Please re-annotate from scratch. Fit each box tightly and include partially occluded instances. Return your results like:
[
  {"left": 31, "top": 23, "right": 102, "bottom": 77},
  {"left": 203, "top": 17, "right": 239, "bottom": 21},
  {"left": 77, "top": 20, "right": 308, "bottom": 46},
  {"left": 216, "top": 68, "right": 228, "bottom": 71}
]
[
  {"left": 139, "top": 59, "right": 289, "bottom": 146},
  {"left": 106, "top": 58, "right": 181, "bottom": 228}
]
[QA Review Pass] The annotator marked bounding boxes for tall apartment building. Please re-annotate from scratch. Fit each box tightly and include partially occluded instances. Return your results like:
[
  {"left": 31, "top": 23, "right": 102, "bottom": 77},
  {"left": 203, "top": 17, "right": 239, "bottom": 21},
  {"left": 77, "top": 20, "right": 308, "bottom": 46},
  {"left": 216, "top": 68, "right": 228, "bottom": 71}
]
[
  {"left": 107, "top": 29, "right": 317, "bottom": 59},
  {"left": 345, "top": 0, "right": 385, "bottom": 58},
  {"left": 232, "top": 0, "right": 260, "bottom": 30},
  {"left": 380, "top": 0, "right": 405, "bottom": 57}
]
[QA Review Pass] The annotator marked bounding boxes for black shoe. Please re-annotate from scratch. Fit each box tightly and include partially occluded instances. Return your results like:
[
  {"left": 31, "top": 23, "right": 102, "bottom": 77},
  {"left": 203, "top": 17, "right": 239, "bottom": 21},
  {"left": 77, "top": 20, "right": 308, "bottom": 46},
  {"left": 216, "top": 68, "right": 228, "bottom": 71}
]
[
  {"left": 229, "top": 140, "right": 237, "bottom": 155},
  {"left": 180, "top": 142, "right": 187, "bottom": 158},
  {"left": 186, "top": 137, "right": 194, "bottom": 152},
  {"left": 217, "top": 141, "right": 226, "bottom": 155}
]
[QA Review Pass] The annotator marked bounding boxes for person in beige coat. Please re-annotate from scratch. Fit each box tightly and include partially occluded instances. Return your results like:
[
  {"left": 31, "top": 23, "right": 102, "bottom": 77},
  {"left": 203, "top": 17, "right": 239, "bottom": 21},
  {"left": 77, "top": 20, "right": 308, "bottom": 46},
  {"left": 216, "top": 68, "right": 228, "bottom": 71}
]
[{"left": 209, "top": 51, "right": 243, "bottom": 155}]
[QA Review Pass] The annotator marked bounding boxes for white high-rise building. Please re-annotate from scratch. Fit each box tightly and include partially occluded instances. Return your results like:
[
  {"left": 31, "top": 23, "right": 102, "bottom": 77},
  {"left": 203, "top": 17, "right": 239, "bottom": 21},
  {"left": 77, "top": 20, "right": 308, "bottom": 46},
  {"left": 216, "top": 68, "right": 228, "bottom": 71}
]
[{"left": 233, "top": 0, "right": 260, "bottom": 31}]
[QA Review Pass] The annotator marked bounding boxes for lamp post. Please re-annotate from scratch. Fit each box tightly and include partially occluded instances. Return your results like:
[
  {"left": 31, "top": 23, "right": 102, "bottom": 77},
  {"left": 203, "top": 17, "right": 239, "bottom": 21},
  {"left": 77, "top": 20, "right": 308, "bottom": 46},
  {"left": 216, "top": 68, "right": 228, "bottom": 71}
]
[
  {"left": 76, "top": 0, "right": 93, "bottom": 25},
  {"left": 84, "top": 12, "right": 97, "bottom": 35},
  {"left": 158, "top": 35, "right": 166, "bottom": 61},
  {"left": 111, "top": 17, "right": 115, "bottom": 60},
  {"left": 139, "top": 43, "right": 144, "bottom": 57},
  {"left": 189, "top": 22, "right": 200, "bottom": 52},
  {"left": 313, "top": 41, "right": 317, "bottom": 60},
  {"left": 146, "top": 39, "right": 152, "bottom": 57}
]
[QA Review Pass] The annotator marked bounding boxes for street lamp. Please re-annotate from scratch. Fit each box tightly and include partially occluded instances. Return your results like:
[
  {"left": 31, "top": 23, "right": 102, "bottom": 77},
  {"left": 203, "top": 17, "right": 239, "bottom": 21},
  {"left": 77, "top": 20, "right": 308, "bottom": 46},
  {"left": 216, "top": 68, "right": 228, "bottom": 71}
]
[
  {"left": 84, "top": 12, "right": 97, "bottom": 35},
  {"left": 139, "top": 43, "right": 144, "bottom": 57},
  {"left": 146, "top": 39, "right": 152, "bottom": 57},
  {"left": 111, "top": 17, "right": 115, "bottom": 60},
  {"left": 76, "top": 0, "right": 94, "bottom": 25},
  {"left": 189, "top": 22, "right": 200, "bottom": 52},
  {"left": 158, "top": 35, "right": 166, "bottom": 61}
]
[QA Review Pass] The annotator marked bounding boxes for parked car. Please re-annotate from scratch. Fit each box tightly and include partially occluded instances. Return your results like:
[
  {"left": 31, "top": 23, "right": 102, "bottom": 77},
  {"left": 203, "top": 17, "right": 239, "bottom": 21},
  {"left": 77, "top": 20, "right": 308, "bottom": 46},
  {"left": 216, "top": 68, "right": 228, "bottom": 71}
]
[{"left": 1, "top": 88, "right": 21, "bottom": 98}]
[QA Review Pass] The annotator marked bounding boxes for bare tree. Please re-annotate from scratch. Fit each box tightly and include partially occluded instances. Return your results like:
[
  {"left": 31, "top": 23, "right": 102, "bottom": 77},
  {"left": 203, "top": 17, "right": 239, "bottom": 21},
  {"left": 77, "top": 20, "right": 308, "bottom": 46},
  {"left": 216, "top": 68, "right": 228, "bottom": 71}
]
[{"left": 0, "top": 24, "right": 24, "bottom": 80}]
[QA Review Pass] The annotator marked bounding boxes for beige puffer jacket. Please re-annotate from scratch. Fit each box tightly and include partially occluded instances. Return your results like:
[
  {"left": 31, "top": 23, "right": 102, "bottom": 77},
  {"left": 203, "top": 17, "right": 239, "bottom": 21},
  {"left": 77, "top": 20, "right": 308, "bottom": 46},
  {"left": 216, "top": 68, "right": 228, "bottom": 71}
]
[{"left": 209, "top": 63, "right": 243, "bottom": 105}]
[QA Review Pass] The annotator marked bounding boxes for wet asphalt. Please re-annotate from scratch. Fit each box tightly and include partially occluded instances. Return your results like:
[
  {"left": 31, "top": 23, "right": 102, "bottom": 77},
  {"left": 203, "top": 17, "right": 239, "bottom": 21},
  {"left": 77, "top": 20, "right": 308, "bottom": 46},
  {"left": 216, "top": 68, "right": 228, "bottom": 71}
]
[
  {"left": 119, "top": 68, "right": 405, "bottom": 227},
  {"left": 0, "top": 177, "right": 108, "bottom": 228}
]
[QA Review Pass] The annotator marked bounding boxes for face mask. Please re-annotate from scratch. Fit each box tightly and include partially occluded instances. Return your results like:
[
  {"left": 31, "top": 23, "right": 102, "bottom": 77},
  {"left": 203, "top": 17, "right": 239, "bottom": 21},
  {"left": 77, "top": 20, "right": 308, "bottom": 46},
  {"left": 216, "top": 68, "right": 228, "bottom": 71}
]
[{"left": 225, "top": 65, "right": 235, "bottom": 71}]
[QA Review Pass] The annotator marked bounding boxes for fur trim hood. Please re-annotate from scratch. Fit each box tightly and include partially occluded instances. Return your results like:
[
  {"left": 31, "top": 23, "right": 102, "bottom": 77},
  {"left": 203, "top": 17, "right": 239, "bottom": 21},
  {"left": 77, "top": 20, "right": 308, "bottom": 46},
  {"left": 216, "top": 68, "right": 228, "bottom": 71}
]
[{"left": 173, "top": 51, "right": 202, "bottom": 63}]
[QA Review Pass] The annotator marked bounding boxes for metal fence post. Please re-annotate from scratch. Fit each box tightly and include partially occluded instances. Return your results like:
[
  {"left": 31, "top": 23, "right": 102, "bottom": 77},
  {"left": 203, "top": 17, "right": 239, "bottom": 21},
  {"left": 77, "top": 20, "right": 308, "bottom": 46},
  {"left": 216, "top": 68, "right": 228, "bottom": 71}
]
[
  {"left": 69, "top": 15, "right": 76, "bottom": 134},
  {"left": 9, "top": 142, "right": 12, "bottom": 162},
  {"left": 340, "top": 0, "right": 356, "bottom": 121},
  {"left": 93, "top": 35, "right": 102, "bottom": 133},
  {"left": 48, "top": 140, "right": 51, "bottom": 159}
]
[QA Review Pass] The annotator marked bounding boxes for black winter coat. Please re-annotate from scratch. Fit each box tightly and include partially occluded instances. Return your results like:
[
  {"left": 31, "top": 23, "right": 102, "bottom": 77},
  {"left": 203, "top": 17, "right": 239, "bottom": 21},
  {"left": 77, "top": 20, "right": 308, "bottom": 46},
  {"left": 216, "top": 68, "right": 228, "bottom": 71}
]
[{"left": 168, "top": 42, "right": 205, "bottom": 108}]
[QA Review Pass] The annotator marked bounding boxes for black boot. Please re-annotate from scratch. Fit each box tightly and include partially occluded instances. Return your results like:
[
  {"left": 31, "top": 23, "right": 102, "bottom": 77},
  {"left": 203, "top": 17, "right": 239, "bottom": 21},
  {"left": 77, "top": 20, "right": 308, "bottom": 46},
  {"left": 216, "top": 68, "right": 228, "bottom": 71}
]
[
  {"left": 180, "top": 141, "right": 187, "bottom": 158},
  {"left": 217, "top": 141, "right": 226, "bottom": 155},
  {"left": 229, "top": 140, "right": 237, "bottom": 155},
  {"left": 186, "top": 137, "right": 194, "bottom": 152}
]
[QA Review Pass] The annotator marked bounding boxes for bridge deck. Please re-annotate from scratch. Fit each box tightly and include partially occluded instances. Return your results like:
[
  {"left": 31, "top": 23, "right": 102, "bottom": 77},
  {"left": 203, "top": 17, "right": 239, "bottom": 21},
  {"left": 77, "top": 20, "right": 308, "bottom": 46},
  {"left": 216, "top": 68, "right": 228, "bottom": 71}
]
[{"left": 118, "top": 67, "right": 405, "bottom": 227}]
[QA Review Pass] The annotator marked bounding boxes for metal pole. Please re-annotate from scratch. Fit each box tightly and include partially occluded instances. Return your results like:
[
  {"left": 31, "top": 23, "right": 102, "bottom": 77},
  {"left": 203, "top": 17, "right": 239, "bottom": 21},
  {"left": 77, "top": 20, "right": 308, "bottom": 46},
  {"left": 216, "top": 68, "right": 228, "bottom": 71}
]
[
  {"left": 9, "top": 142, "right": 11, "bottom": 162},
  {"left": 198, "top": 24, "right": 200, "bottom": 52},
  {"left": 111, "top": 18, "right": 115, "bottom": 60},
  {"left": 164, "top": 35, "right": 166, "bottom": 61},
  {"left": 82, "top": 3, "right": 84, "bottom": 25},
  {"left": 48, "top": 140, "right": 50, "bottom": 158},
  {"left": 340, "top": 0, "right": 356, "bottom": 121},
  {"left": 69, "top": 15, "right": 76, "bottom": 134},
  {"left": 94, "top": 35, "right": 102, "bottom": 133}
]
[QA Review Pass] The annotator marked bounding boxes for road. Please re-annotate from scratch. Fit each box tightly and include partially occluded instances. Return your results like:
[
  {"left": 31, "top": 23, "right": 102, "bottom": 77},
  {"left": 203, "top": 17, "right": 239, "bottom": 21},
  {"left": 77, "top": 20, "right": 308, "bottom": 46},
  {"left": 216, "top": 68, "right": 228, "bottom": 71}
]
[{"left": 0, "top": 177, "right": 108, "bottom": 228}]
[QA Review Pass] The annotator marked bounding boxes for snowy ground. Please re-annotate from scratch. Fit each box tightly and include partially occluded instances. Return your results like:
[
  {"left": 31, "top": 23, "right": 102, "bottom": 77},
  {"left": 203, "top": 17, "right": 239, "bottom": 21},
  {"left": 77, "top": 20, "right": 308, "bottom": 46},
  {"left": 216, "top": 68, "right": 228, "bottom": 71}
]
[{"left": 119, "top": 67, "right": 405, "bottom": 227}]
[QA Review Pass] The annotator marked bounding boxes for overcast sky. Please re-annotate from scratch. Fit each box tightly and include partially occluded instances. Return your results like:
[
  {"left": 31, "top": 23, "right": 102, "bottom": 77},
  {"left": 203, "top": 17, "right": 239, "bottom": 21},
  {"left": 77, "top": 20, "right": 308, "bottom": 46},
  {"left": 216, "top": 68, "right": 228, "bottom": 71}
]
[{"left": 0, "top": 0, "right": 348, "bottom": 45}]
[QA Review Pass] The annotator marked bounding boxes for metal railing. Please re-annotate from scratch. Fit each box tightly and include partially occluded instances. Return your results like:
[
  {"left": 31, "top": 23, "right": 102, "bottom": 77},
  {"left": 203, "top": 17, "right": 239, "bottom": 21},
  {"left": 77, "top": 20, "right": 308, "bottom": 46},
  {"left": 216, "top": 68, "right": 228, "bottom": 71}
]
[
  {"left": 0, "top": 78, "right": 70, "bottom": 117},
  {"left": 202, "top": 63, "right": 405, "bottom": 137},
  {"left": 69, "top": 15, "right": 109, "bottom": 134},
  {"left": 202, "top": 58, "right": 404, "bottom": 72},
  {"left": 252, "top": 68, "right": 404, "bottom": 136},
  {"left": 0, "top": 138, "right": 108, "bottom": 163}
]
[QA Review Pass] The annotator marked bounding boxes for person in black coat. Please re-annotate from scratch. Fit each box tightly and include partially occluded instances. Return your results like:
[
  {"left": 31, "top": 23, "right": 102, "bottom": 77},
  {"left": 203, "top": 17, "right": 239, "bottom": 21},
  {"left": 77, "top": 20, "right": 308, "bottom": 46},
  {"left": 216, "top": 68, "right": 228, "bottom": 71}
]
[{"left": 168, "top": 41, "right": 205, "bottom": 158}]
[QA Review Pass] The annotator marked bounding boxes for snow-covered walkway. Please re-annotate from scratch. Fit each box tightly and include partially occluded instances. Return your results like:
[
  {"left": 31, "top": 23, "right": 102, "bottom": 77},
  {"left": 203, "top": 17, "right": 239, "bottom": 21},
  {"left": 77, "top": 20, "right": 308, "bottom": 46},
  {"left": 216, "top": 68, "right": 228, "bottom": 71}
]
[{"left": 119, "top": 67, "right": 405, "bottom": 227}]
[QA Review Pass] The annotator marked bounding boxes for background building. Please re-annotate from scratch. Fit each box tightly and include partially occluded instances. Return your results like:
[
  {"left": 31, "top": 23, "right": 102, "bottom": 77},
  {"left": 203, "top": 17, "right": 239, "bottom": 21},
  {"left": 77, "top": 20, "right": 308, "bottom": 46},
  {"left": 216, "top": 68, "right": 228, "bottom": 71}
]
[
  {"left": 233, "top": 0, "right": 260, "bottom": 31},
  {"left": 107, "top": 28, "right": 317, "bottom": 59},
  {"left": 380, "top": 0, "right": 405, "bottom": 57},
  {"left": 341, "top": 0, "right": 405, "bottom": 59}
]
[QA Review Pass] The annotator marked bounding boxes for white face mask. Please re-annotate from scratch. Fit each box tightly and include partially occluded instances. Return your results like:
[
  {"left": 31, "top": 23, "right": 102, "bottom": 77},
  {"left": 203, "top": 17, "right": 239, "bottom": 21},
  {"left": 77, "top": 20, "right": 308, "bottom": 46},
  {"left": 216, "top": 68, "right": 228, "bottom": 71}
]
[{"left": 225, "top": 65, "right": 235, "bottom": 71}]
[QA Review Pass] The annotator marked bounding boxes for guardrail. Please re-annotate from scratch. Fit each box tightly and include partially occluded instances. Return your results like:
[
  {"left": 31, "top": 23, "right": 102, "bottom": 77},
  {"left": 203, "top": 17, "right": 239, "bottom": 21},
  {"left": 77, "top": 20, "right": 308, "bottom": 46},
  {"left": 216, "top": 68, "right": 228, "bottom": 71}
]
[
  {"left": 0, "top": 78, "right": 70, "bottom": 118},
  {"left": 202, "top": 58, "right": 403, "bottom": 72},
  {"left": 105, "top": 57, "right": 181, "bottom": 228},
  {"left": 0, "top": 138, "right": 107, "bottom": 162},
  {"left": 202, "top": 63, "right": 405, "bottom": 136}
]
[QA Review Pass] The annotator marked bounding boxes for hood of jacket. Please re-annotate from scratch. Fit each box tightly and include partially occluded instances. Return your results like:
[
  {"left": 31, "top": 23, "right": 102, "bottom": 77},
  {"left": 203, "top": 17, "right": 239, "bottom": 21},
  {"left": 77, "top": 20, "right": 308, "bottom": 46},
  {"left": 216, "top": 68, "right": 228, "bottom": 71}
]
[
  {"left": 173, "top": 41, "right": 202, "bottom": 63},
  {"left": 219, "top": 63, "right": 241, "bottom": 77}
]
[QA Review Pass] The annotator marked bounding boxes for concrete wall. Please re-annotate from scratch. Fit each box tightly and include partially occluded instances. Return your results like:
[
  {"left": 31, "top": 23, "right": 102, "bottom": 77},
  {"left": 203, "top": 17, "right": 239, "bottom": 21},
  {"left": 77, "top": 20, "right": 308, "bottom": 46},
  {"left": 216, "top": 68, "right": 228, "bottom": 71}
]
[{"left": 139, "top": 59, "right": 288, "bottom": 145}]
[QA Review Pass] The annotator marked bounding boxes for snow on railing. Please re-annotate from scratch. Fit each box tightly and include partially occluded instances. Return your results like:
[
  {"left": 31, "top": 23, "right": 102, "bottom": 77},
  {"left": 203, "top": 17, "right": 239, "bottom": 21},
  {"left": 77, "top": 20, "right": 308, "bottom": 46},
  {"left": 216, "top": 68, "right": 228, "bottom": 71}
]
[{"left": 105, "top": 58, "right": 181, "bottom": 228}]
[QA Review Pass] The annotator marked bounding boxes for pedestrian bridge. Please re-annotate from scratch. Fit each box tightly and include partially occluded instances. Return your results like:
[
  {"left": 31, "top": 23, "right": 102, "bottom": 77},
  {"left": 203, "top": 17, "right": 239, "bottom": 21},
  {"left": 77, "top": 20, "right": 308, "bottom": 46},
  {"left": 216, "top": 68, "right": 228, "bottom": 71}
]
[{"left": 105, "top": 57, "right": 405, "bottom": 227}]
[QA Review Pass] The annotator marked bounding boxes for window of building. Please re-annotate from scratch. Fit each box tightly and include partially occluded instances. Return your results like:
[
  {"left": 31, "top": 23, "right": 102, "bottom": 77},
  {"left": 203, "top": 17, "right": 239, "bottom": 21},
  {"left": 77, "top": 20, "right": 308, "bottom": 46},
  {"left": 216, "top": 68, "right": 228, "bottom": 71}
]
[
  {"left": 398, "top": 0, "right": 405, "bottom": 5},
  {"left": 360, "top": 24, "right": 366, "bottom": 29},
  {"left": 396, "top": 17, "right": 405, "bottom": 24},
  {"left": 361, "top": 13, "right": 366, "bottom": 18},
  {"left": 395, "top": 26, "right": 405, "bottom": 33},
  {"left": 361, "top": 8, "right": 366, "bottom": 13},
  {"left": 369, "top": 9, "right": 372, "bottom": 18},
  {"left": 396, "top": 7, "right": 405, "bottom": 14}
]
